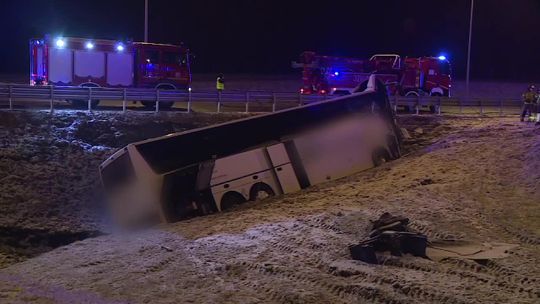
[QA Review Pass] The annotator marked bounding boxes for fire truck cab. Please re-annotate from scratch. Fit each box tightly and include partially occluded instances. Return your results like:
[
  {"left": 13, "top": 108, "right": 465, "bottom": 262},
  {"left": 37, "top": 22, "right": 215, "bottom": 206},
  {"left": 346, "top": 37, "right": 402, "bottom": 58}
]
[{"left": 30, "top": 36, "right": 191, "bottom": 108}]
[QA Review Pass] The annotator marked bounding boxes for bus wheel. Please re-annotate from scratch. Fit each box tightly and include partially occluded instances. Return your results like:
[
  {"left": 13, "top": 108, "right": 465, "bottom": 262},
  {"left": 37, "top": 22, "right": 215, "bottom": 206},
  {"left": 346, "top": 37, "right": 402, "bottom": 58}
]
[
  {"left": 372, "top": 149, "right": 390, "bottom": 167},
  {"left": 220, "top": 192, "right": 246, "bottom": 211},
  {"left": 249, "top": 183, "right": 275, "bottom": 201}
]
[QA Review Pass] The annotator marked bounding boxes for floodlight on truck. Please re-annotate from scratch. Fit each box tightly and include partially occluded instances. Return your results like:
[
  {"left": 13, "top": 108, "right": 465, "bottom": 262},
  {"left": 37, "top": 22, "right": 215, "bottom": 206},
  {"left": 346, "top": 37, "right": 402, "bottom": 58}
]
[{"left": 55, "top": 38, "right": 65, "bottom": 48}]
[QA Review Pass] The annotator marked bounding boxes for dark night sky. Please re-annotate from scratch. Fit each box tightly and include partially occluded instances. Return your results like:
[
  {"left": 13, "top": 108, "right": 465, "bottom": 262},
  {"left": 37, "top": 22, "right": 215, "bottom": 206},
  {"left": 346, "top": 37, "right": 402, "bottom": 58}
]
[{"left": 1, "top": 0, "right": 539, "bottom": 80}]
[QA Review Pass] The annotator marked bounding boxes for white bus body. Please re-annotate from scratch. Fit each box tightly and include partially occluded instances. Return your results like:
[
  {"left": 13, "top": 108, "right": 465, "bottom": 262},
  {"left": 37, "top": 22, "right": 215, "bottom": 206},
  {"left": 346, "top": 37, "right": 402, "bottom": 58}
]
[{"left": 100, "top": 76, "right": 402, "bottom": 227}]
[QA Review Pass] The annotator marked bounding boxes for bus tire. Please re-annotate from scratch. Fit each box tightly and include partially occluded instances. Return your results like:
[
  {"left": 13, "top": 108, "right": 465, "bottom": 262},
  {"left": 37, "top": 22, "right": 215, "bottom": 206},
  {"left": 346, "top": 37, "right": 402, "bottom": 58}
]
[
  {"left": 249, "top": 183, "right": 275, "bottom": 201},
  {"left": 220, "top": 192, "right": 246, "bottom": 211},
  {"left": 372, "top": 148, "right": 390, "bottom": 167}
]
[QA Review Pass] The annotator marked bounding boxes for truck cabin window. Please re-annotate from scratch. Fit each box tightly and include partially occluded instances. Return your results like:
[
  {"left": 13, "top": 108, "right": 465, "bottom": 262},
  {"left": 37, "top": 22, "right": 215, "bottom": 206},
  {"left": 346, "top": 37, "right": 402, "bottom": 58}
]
[
  {"left": 163, "top": 52, "right": 187, "bottom": 65},
  {"left": 145, "top": 50, "right": 160, "bottom": 64}
]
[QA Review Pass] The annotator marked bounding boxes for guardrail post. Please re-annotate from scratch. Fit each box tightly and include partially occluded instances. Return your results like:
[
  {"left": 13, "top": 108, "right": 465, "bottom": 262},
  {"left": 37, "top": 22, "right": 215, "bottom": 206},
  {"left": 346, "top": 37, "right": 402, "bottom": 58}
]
[
  {"left": 393, "top": 95, "right": 398, "bottom": 113},
  {"left": 499, "top": 99, "right": 503, "bottom": 116},
  {"left": 298, "top": 93, "right": 303, "bottom": 106},
  {"left": 437, "top": 97, "right": 442, "bottom": 115},
  {"left": 479, "top": 99, "right": 483, "bottom": 115},
  {"left": 272, "top": 93, "right": 277, "bottom": 112},
  {"left": 50, "top": 85, "right": 54, "bottom": 114},
  {"left": 217, "top": 91, "right": 222, "bottom": 113},
  {"left": 459, "top": 98, "right": 463, "bottom": 114},
  {"left": 87, "top": 87, "right": 92, "bottom": 112},
  {"left": 415, "top": 96, "right": 420, "bottom": 115},
  {"left": 8, "top": 85, "right": 13, "bottom": 110},
  {"left": 245, "top": 92, "right": 250, "bottom": 113},
  {"left": 371, "top": 101, "right": 375, "bottom": 113},
  {"left": 155, "top": 90, "right": 160, "bottom": 113},
  {"left": 122, "top": 88, "right": 127, "bottom": 113},
  {"left": 187, "top": 89, "right": 192, "bottom": 113}
]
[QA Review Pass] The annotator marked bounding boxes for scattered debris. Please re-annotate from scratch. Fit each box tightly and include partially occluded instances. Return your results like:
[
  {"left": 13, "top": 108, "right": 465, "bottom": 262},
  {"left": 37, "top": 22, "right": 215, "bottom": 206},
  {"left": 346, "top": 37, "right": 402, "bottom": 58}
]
[
  {"left": 160, "top": 245, "right": 173, "bottom": 252},
  {"left": 420, "top": 178, "right": 434, "bottom": 185},
  {"left": 349, "top": 212, "right": 427, "bottom": 264},
  {"left": 350, "top": 213, "right": 519, "bottom": 265}
]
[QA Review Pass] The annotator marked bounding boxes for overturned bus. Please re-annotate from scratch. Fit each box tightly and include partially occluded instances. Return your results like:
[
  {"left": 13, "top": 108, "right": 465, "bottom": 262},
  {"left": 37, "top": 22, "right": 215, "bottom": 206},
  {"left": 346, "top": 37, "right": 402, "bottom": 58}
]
[{"left": 100, "top": 76, "right": 403, "bottom": 227}]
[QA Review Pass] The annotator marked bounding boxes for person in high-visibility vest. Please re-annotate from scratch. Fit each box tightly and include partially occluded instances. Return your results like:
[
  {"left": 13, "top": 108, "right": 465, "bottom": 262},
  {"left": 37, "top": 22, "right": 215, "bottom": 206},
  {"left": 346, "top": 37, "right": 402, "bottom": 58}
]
[
  {"left": 535, "top": 89, "right": 540, "bottom": 124},
  {"left": 216, "top": 74, "right": 225, "bottom": 92},
  {"left": 521, "top": 85, "right": 536, "bottom": 122}
]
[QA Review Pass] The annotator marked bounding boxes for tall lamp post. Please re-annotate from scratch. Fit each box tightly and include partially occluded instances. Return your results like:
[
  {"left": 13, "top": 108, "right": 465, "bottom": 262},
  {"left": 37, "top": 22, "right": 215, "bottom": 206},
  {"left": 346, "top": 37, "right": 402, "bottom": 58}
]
[
  {"left": 465, "top": 0, "right": 474, "bottom": 100},
  {"left": 144, "top": 0, "right": 149, "bottom": 42}
]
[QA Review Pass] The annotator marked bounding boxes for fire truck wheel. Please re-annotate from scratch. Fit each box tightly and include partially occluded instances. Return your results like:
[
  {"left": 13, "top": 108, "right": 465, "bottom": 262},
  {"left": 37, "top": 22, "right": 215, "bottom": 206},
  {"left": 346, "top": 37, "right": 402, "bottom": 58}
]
[
  {"left": 372, "top": 148, "right": 390, "bottom": 167},
  {"left": 159, "top": 101, "right": 175, "bottom": 109},
  {"left": 429, "top": 93, "right": 442, "bottom": 113},
  {"left": 141, "top": 101, "right": 174, "bottom": 109},
  {"left": 220, "top": 192, "right": 247, "bottom": 211},
  {"left": 249, "top": 183, "right": 276, "bottom": 201},
  {"left": 69, "top": 99, "right": 100, "bottom": 109}
]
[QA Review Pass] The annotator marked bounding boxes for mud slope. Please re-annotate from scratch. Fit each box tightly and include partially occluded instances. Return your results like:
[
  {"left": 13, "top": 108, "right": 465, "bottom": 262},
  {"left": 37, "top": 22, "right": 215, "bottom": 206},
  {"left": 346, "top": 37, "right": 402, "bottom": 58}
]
[
  {"left": 0, "top": 111, "right": 245, "bottom": 267},
  {"left": 0, "top": 116, "right": 538, "bottom": 303}
]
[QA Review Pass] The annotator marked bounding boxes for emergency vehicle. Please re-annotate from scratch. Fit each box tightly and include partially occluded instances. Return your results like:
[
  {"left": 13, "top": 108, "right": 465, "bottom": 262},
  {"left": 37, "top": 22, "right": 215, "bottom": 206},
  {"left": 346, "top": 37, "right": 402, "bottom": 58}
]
[
  {"left": 293, "top": 51, "right": 452, "bottom": 98},
  {"left": 29, "top": 36, "right": 191, "bottom": 108}
]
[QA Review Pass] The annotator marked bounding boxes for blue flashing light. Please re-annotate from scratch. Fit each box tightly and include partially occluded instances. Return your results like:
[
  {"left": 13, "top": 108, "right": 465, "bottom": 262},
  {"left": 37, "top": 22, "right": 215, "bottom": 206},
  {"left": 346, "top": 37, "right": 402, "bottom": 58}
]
[
  {"left": 55, "top": 38, "right": 66, "bottom": 48},
  {"left": 438, "top": 55, "right": 447, "bottom": 61},
  {"left": 334, "top": 71, "right": 340, "bottom": 76},
  {"left": 85, "top": 42, "right": 94, "bottom": 50},
  {"left": 116, "top": 43, "right": 125, "bottom": 52}
]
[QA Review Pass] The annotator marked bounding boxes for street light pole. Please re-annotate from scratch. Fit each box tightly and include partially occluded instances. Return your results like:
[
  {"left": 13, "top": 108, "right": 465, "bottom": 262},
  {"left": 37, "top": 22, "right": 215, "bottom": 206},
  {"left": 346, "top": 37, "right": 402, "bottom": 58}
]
[
  {"left": 465, "top": 0, "right": 474, "bottom": 100},
  {"left": 144, "top": 0, "right": 149, "bottom": 42}
]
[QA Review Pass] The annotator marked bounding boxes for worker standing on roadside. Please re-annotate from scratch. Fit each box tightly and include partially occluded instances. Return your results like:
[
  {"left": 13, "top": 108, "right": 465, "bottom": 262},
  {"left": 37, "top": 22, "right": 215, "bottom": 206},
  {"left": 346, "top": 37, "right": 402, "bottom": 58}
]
[
  {"left": 520, "top": 85, "right": 536, "bottom": 122},
  {"left": 536, "top": 89, "right": 540, "bottom": 125},
  {"left": 216, "top": 74, "right": 225, "bottom": 93}
]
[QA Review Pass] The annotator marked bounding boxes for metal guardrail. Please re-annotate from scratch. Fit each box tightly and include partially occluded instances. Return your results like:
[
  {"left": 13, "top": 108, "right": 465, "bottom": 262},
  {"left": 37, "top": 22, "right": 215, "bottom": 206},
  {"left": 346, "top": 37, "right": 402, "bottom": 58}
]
[
  {"left": 0, "top": 84, "right": 329, "bottom": 113},
  {"left": 0, "top": 83, "right": 525, "bottom": 115}
]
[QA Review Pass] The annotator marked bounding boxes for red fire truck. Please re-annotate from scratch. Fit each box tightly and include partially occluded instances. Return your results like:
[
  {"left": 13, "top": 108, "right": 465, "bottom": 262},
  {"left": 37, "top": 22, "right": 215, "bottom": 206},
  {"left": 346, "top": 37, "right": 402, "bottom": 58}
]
[
  {"left": 29, "top": 36, "right": 192, "bottom": 108},
  {"left": 293, "top": 51, "right": 452, "bottom": 98}
]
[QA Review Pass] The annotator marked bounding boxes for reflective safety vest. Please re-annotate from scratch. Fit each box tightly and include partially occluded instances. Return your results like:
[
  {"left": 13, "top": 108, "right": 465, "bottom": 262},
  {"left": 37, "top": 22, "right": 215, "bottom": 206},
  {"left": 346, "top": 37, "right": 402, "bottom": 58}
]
[
  {"left": 216, "top": 77, "right": 225, "bottom": 90},
  {"left": 523, "top": 91, "right": 536, "bottom": 104}
]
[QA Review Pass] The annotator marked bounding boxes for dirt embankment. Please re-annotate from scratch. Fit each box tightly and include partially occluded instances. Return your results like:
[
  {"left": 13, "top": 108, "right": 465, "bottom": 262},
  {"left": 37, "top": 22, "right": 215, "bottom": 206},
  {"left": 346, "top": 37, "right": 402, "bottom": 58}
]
[
  {"left": 0, "top": 111, "right": 247, "bottom": 266},
  {"left": 0, "top": 111, "right": 538, "bottom": 304}
]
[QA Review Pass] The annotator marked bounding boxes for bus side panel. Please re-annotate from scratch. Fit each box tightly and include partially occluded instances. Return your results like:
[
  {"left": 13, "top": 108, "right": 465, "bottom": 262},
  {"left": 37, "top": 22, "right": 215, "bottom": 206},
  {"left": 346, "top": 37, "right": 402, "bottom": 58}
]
[
  {"left": 266, "top": 143, "right": 301, "bottom": 194},
  {"left": 210, "top": 148, "right": 282, "bottom": 210},
  {"left": 211, "top": 148, "right": 274, "bottom": 186}
]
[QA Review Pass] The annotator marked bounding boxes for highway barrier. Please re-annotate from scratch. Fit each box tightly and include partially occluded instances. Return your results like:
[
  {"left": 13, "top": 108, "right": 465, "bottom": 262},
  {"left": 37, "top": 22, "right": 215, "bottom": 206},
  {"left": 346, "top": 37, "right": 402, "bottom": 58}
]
[{"left": 0, "top": 83, "right": 524, "bottom": 115}]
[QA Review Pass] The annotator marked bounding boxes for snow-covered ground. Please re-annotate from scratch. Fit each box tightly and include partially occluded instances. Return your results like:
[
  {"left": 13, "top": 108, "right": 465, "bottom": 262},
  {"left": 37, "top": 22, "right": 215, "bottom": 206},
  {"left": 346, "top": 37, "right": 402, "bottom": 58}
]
[{"left": 0, "top": 111, "right": 538, "bottom": 303}]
